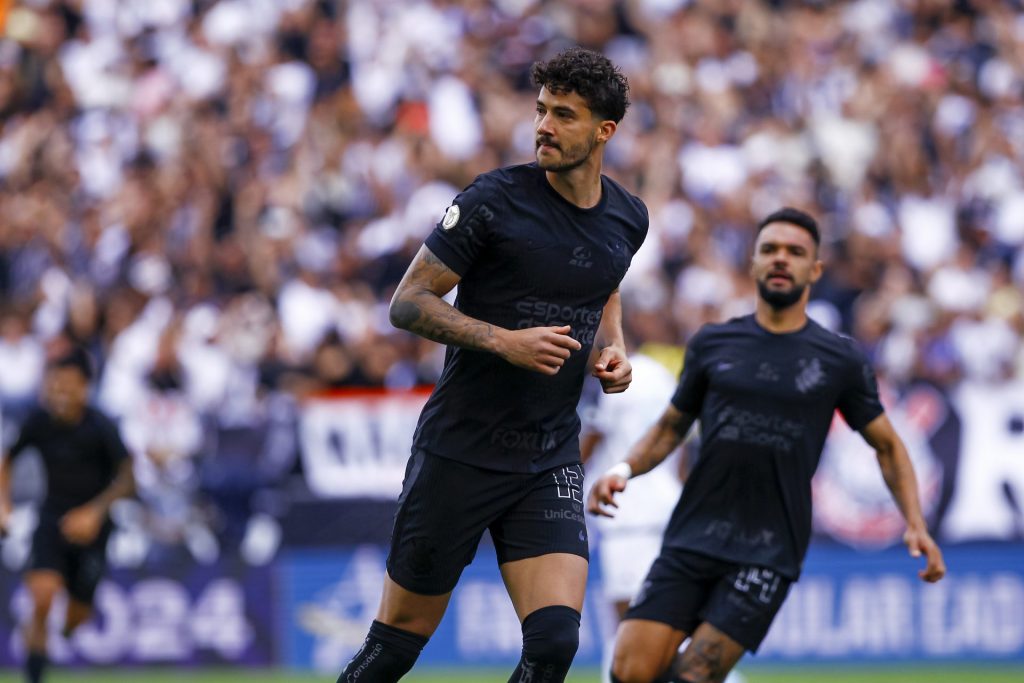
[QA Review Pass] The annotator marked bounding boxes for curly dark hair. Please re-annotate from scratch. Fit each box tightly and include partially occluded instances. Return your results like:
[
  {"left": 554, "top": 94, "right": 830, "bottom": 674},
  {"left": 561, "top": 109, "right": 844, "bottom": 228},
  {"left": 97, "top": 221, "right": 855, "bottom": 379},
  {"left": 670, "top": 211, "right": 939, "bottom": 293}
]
[{"left": 530, "top": 47, "right": 630, "bottom": 123}]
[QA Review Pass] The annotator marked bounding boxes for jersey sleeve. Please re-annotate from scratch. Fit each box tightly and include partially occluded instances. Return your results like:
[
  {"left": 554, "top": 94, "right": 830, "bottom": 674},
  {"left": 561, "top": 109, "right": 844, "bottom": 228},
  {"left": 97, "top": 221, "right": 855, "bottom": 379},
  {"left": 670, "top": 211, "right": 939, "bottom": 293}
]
[
  {"left": 98, "top": 413, "right": 130, "bottom": 468},
  {"left": 836, "top": 340, "right": 885, "bottom": 431},
  {"left": 670, "top": 330, "right": 710, "bottom": 416},
  {"left": 423, "top": 174, "right": 499, "bottom": 276},
  {"left": 6, "top": 410, "right": 44, "bottom": 461}
]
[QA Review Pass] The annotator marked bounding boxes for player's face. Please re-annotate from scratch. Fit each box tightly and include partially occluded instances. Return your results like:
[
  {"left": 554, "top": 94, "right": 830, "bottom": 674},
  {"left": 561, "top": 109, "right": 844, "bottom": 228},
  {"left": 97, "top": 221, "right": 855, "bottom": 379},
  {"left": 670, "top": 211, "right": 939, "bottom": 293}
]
[
  {"left": 534, "top": 86, "right": 602, "bottom": 172},
  {"left": 751, "top": 222, "right": 823, "bottom": 310},
  {"left": 43, "top": 366, "right": 89, "bottom": 423}
]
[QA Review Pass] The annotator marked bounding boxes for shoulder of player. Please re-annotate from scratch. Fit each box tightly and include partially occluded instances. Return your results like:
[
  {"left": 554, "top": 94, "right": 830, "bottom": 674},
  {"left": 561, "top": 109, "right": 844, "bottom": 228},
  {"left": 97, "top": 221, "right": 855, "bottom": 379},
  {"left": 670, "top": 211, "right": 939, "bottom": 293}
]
[
  {"left": 628, "top": 352, "right": 674, "bottom": 380},
  {"left": 699, "top": 314, "right": 751, "bottom": 340},
  {"left": 601, "top": 173, "right": 648, "bottom": 221},
  {"left": 14, "top": 406, "right": 49, "bottom": 436},
  {"left": 83, "top": 406, "right": 121, "bottom": 432},
  {"left": 474, "top": 163, "right": 538, "bottom": 193},
  {"left": 809, "top": 322, "right": 866, "bottom": 355}
]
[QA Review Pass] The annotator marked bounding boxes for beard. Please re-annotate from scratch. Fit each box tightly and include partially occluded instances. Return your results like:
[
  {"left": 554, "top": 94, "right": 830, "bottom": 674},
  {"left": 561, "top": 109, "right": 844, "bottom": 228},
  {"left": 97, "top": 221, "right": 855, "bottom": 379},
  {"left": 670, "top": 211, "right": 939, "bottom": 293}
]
[
  {"left": 536, "top": 133, "right": 598, "bottom": 172},
  {"left": 757, "top": 279, "right": 806, "bottom": 310}
]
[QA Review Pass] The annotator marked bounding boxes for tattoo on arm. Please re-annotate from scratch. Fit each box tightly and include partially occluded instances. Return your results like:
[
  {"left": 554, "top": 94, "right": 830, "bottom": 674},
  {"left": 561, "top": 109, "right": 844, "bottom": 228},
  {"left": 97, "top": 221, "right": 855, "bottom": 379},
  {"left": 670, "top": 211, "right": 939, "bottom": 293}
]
[
  {"left": 629, "top": 409, "right": 693, "bottom": 477},
  {"left": 390, "top": 249, "right": 498, "bottom": 352}
]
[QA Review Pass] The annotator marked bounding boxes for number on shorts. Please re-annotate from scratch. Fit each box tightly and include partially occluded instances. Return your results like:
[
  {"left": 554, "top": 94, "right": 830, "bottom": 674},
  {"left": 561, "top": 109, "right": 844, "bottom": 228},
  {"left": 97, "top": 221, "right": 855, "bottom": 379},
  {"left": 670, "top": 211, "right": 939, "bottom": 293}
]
[{"left": 733, "top": 567, "right": 781, "bottom": 604}]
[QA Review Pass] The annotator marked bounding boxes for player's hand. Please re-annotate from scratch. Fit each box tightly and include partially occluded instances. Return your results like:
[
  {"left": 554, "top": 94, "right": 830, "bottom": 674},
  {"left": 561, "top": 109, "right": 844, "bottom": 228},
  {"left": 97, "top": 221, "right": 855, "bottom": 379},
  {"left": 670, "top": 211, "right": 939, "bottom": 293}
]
[
  {"left": 904, "top": 526, "right": 945, "bottom": 583},
  {"left": 496, "top": 325, "right": 582, "bottom": 374},
  {"left": 60, "top": 504, "right": 104, "bottom": 545},
  {"left": 587, "top": 473, "right": 629, "bottom": 518},
  {"left": 592, "top": 346, "right": 631, "bottom": 393}
]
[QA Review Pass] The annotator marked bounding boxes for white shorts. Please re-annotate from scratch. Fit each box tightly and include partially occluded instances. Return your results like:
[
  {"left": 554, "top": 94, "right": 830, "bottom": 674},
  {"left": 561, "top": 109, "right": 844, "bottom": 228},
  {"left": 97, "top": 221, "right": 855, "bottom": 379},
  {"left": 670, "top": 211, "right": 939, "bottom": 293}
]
[{"left": 598, "top": 530, "right": 664, "bottom": 603}]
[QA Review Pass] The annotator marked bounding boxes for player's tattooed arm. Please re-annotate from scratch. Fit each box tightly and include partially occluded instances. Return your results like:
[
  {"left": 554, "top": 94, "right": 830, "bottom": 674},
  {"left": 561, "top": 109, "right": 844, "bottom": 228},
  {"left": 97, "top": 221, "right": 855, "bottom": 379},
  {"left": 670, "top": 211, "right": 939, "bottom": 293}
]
[
  {"left": 626, "top": 404, "right": 697, "bottom": 477},
  {"left": 391, "top": 246, "right": 582, "bottom": 372},
  {"left": 61, "top": 459, "right": 135, "bottom": 544},
  {"left": 389, "top": 245, "right": 498, "bottom": 350},
  {"left": 861, "top": 413, "right": 947, "bottom": 583}
]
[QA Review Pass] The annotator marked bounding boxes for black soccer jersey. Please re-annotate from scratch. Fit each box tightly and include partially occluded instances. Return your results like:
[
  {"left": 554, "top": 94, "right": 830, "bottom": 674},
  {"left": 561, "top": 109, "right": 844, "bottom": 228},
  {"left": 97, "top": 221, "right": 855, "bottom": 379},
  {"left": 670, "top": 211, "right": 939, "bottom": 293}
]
[
  {"left": 414, "top": 163, "right": 648, "bottom": 473},
  {"left": 8, "top": 406, "right": 129, "bottom": 516},
  {"left": 665, "top": 314, "right": 884, "bottom": 578}
]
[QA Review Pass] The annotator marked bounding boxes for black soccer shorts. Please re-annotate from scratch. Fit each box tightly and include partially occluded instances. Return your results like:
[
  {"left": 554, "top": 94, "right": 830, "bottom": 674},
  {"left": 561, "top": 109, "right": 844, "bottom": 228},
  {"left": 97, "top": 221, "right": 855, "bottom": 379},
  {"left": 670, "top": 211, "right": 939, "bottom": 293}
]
[
  {"left": 624, "top": 547, "right": 792, "bottom": 652},
  {"left": 28, "top": 513, "right": 111, "bottom": 604},
  {"left": 386, "top": 449, "right": 589, "bottom": 595}
]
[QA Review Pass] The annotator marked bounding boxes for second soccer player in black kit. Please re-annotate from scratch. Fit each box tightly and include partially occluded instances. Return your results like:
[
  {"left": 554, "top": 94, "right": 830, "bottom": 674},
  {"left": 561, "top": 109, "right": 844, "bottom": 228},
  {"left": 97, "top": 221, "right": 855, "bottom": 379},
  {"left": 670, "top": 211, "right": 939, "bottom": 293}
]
[
  {"left": 336, "top": 48, "right": 648, "bottom": 683},
  {"left": 589, "top": 208, "right": 946, "bottom": 683},
  {"left": 0, "top": 348, "right": 135, "bottom": 683}
]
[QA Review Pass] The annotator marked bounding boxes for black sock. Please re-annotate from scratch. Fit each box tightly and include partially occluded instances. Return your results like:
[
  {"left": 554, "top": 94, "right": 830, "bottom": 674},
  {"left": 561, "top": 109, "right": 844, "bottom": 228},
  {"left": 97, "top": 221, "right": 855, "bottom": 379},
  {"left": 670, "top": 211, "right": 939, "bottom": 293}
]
[
  {"left": 336, "top": 620, "right": 428, "bottom": 683},
  {"left": 26, "top": 651, "right": 46, "bottom": 683},
  {"left": 508, "top": 605, "right": 581, "bottom": 683}
]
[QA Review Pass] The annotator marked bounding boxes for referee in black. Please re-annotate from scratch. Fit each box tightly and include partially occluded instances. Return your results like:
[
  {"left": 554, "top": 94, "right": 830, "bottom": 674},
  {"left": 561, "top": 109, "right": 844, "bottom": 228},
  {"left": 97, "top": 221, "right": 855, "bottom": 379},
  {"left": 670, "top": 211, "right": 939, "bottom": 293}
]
[
  {"left": 337, "top": 47, "right": 648, "bottom": 683},
  {"left": 589, "top": 208, "right": 946, "bottom": 683},
  {"left": 0, "top": 348, "right": 135, "bottom": 683}
]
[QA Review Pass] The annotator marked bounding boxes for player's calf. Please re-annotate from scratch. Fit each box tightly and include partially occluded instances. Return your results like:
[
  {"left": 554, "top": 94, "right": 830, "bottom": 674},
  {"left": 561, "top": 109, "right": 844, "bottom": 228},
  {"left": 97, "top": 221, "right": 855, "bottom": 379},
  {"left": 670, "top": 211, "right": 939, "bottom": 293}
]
[
  {"left": 336, "top": 620, "right": 428, "bottom": 683},
  {"left": 507, "top": 605, "right": 581, "bottom": 683}
]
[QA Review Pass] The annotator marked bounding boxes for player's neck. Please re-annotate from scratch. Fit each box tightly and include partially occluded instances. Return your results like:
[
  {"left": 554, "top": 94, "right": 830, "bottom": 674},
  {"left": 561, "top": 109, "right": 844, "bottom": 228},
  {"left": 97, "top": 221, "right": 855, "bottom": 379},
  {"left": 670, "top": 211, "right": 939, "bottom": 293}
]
[
  {"left": 52, "top": 406, "right": 86, "bottom": 425},
  {"left": 545, "top": 158, "right": 603, "bottom": 209},
  {"left": 754, "top": 300, "right": 808, "bottom": 334}
]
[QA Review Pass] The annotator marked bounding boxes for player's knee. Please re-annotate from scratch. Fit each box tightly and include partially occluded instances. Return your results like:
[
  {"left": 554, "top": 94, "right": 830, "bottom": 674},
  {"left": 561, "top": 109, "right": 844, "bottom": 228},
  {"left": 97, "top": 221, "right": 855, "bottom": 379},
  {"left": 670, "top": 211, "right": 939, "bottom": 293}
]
[
  {"left": 610, "top": 650, "right": 666, "bottom": 683},
  {"left": 27, "top": 582, "right": 60, "bottom": 614},
  {"left": 521, "top": 605, "right": 581, "bottom": 667}
]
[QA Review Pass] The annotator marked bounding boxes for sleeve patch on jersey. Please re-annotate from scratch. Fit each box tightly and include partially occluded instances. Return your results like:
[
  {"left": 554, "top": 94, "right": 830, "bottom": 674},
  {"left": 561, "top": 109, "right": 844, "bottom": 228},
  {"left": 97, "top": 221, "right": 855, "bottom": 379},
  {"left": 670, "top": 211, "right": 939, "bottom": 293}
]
[{"left": 441, "top": 204, "right": 460, "bottom": 230}]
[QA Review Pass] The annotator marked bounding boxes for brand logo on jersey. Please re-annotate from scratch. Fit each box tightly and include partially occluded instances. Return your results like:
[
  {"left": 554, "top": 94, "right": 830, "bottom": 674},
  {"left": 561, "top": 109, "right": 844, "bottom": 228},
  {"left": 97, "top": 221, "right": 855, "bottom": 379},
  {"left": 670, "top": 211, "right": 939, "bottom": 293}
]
[
  {"left": 491, "top": 427, "right": 557, "bottom": 451},
  {"left": 441, "top": 204, "right": 460, "bottom": 230},
  {"left": 569, "top": 246, "right": 593, "bottom": 268},
  {"left": 795, "top": 357, "right": 825, "bottom": 393}
]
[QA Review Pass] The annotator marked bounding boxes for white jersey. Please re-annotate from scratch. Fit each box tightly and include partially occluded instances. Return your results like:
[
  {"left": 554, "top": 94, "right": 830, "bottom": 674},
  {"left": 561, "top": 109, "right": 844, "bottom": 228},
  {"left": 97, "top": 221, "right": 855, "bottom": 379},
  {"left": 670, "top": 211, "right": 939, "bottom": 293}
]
[{"left": 584, "top": 353, "right": 684, "bottom": 533}]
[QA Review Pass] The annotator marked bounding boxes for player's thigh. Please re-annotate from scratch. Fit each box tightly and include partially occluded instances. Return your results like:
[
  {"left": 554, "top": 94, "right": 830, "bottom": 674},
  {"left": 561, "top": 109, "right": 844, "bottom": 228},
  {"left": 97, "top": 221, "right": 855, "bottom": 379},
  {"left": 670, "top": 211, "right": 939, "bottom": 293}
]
[
  {"left": 386, "top": 450, "right": 517, "bottom": 596},
  {"left": 500, "top": 552, "right": 588, "bottom": 620},
  {"left": 675, "top": 622, "right": 746, "bottom": 683},
  {"left": 611, "top": 618, "right": 686, "bottom": 683},
  {"left": 376, "top": 572, "right": 453, "bottom": 638}
]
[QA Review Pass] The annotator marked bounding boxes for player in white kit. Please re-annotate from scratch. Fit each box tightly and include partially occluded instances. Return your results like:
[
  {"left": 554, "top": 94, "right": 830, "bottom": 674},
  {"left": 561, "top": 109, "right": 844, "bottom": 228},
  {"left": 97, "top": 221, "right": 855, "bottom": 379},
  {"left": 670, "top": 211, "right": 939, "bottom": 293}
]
[{"left": 582, "top": 350, "right": 685, "bottom": 681}]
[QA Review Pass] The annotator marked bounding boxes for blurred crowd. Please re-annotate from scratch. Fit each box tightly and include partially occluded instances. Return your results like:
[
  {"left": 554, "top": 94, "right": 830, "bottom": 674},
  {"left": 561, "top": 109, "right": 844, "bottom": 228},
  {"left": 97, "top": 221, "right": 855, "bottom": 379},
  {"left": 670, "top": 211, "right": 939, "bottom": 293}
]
[{"left": 1, "top": 0, "right": 1023, "bottom": 562}]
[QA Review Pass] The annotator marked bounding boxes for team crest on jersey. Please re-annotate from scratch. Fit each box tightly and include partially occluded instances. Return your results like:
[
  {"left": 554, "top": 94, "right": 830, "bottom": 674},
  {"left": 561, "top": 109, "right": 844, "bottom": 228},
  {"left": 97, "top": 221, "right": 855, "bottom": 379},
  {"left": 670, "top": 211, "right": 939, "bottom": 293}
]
[
  {"left": 441, "top": 204, "right": 460, "bottom": 230},
  {"left": 795, "top": 357, "right": 825, "bottom": 393}
]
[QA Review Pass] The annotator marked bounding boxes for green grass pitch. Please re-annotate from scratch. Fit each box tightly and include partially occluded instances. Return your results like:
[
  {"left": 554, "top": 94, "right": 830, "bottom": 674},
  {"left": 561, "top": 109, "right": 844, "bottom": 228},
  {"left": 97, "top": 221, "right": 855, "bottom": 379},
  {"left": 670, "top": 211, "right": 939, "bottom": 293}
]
[{"left": 1, "top": 665, "right": 1022, "bottom": 682}]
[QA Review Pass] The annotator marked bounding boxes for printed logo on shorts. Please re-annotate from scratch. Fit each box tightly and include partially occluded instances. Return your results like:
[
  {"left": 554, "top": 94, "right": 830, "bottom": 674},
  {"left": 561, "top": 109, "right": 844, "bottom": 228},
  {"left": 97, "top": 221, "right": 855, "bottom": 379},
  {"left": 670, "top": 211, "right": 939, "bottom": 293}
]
[{"left": 441, "top": 204, "right": 460, "bottom": 229}]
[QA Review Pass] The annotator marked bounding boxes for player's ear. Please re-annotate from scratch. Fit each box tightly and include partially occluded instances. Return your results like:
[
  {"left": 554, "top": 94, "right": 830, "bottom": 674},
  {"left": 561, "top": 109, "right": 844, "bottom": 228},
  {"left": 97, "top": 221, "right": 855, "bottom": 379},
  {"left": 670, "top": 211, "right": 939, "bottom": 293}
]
[
  {"left": 596, "top": 119, "right": 617, "bottom": 144},
  {"left": 810, "top": 257, "right": 824, "bottom": 284}
]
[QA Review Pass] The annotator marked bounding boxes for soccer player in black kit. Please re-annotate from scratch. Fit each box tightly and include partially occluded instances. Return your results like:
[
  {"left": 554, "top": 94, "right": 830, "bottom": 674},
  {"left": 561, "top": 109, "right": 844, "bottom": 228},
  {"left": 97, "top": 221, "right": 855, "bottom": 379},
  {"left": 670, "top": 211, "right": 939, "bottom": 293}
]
[
  {"left": 0, "top": 348, "right": 135, "bottom": 683},
  {"left": 336, "top": 47, "right": 647, "bottom": 683},
  {"left": 588, "top": 208, "right": 946, "bottom": 683}
]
